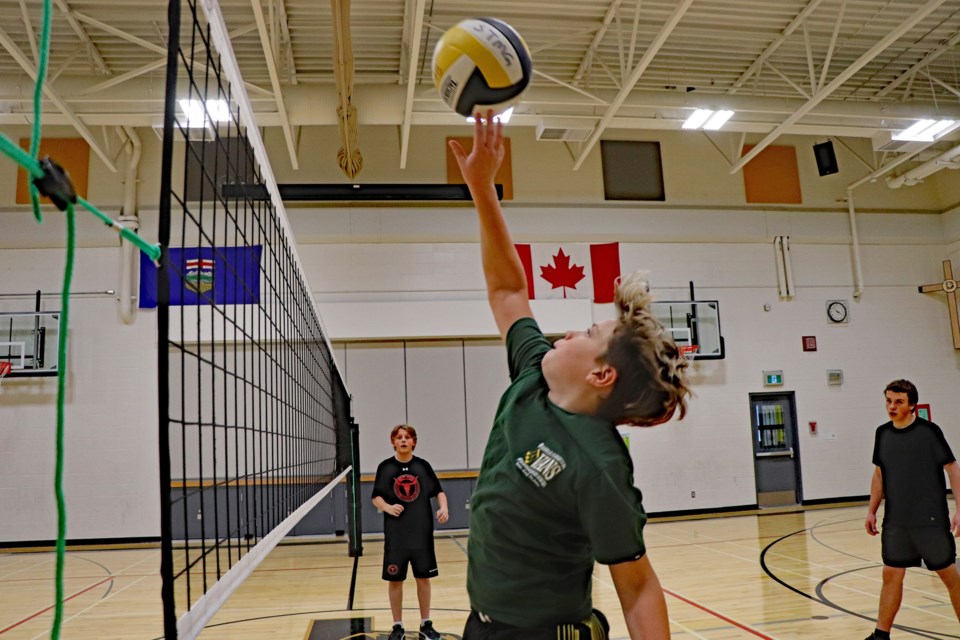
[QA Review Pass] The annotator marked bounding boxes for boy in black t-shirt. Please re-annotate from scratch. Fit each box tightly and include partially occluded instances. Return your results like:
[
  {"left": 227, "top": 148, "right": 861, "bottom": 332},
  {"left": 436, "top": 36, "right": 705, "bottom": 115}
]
[
  {"left": 372, "top": 424, "right": 448, "bottom": 640},
  {"left": 864, "top": 379, "right": 960, "bottom": 639}
]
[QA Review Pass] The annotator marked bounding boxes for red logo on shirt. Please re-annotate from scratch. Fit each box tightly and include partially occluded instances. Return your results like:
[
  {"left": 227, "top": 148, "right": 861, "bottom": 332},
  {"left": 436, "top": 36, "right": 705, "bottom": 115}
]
[{"left": 394, "top": 474, "right": 420, "bottom": 502}]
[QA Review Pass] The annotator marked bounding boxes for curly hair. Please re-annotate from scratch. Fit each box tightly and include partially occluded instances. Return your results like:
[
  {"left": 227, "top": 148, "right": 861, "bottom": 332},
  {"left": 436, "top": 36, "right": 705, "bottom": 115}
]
[{"left": 597, "top": 271, "right": 692, "bottom": 427}]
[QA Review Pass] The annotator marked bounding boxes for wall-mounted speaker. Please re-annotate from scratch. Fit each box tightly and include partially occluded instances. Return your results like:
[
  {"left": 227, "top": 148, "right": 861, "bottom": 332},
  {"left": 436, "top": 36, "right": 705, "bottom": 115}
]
[{"left": 813, "top": 140, "right": 839, "bottom": 177}]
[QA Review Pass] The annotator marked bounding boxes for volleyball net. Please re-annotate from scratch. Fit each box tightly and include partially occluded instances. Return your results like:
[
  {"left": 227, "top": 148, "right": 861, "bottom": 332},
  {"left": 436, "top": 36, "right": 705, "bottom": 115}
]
[{"left": 157, "top": 1, "right": 359, "bottom": 638}]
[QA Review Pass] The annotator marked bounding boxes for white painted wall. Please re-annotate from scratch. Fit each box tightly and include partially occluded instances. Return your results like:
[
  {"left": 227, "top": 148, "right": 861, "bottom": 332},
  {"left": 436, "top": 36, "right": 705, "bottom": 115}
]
[{"left": 2, "top": 122, "right": 960, "bottom": 541}]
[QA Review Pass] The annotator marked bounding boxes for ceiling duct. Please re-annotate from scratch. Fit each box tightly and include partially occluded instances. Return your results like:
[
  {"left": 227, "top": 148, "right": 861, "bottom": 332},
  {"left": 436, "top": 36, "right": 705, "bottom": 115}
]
[{"left": 535, "top": 118, "right": 594, "bottom": 142}]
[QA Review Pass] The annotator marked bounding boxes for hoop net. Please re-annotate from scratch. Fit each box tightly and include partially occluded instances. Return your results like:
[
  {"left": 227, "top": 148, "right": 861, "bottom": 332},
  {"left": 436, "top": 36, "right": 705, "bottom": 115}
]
[{"left": 678, "top": 345, "right": 699, "bottom": 360}]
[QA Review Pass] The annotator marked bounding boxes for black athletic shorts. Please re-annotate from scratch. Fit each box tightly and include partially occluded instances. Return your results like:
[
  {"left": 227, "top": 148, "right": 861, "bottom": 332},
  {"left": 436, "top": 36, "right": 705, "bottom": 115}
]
[
  {"left": 382, "top": 547, "right": 438, "bottom": 581},
  {"left": 881, "top": 524, "right": 957, "bottom": 571},
  {"left": 462, "top": 608, "right": 609, "bottom": 640}
]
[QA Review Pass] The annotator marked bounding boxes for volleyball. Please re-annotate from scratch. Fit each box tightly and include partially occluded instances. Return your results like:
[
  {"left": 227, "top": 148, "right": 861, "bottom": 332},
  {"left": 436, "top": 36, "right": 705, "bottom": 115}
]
[{"left": 432, "top": 18, "right": 532, "bottom": 117}]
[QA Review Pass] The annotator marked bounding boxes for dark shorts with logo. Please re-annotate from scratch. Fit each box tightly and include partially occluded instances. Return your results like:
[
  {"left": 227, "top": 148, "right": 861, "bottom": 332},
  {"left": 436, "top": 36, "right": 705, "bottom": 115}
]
[
  {"left": 462, "top": 608, "right": 609, "bottom": 640},
  {"left": 881, "top": 524, "right": 957, "bottom": 571},
  {"left": 382, "top": 547, "right": 438, "bottom": 581}
]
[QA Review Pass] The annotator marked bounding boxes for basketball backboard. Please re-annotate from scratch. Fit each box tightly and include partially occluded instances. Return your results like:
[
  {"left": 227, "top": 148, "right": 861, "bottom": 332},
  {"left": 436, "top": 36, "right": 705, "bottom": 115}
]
[
  {"left": 0, "top": 311, "right": 61, "bottom": 377},
  {"left": 650, "top": 300, "right": 725, "bottom": 360}
]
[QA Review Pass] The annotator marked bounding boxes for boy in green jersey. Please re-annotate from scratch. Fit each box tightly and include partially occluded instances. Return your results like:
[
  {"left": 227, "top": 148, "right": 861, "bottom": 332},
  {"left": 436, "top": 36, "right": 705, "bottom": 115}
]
[{"left": 449, "top": 112, "right": 692, "bottom": 640}]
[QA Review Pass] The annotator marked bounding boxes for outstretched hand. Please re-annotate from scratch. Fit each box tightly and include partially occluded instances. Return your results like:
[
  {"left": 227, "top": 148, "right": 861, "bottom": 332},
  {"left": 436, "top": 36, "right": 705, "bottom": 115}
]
[{"left": 448, "top": 110, "right": 505, "bottom": 190}]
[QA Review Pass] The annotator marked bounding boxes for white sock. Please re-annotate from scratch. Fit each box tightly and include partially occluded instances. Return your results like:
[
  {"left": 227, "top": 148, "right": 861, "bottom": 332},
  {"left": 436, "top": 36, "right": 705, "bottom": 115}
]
[{"left": 394, "top": 621, "right": 403, "bottom": 627}]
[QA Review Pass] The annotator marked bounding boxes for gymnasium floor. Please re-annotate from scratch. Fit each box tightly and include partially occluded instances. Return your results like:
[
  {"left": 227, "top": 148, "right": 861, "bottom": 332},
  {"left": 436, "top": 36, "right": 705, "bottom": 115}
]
[{"left": 1, "top": 504, "right": 958, "bottom": 639}]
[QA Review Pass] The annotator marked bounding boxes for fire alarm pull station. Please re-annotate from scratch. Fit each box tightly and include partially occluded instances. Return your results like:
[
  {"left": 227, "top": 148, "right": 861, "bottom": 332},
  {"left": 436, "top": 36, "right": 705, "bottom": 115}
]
[{"left": 809, "top": 421, "right": 818, "bottom": 435}]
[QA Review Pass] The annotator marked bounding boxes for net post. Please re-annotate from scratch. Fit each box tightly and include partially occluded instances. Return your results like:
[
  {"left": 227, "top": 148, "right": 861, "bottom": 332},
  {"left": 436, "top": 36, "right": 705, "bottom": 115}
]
[{"left": 347, "top": 418, "right": 363, "bottom": 558}]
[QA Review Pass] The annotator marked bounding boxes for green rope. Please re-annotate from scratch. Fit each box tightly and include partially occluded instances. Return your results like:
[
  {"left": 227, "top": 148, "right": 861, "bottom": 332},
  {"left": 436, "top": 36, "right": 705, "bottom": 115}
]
[
  {"left": 50, "top": 202, "right": 74, "bottom": 640},
  {"left": 29, "top": 0, "right": 53, "bottom": 223},
  {"left": 0, "top": 2, "right": 163, "bottom": 637}
]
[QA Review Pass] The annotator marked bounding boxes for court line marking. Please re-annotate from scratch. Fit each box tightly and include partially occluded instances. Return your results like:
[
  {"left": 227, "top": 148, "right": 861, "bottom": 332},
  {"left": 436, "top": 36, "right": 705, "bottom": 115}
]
[
  {"left": 649, "top": 514, "right": 955, "bottom": 610},
  {"left": 0, "top": 576, "right": 113, "bottom": 635},
  {"left": 592, "top": 569, "right": 776, "bottom": 639},
  {"left": 662, "top": 588, "right": 778, "bottom": 640}
]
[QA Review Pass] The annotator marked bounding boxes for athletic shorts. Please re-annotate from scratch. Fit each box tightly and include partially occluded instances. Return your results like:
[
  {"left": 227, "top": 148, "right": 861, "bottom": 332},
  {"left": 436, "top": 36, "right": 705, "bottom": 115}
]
[
  {"left": 462, "top": 608, "right": 609, "bottom": 640},
  {"left": 881, "top": 524, "right": 957, "bottom": 571},
  {"left": 382, "top": 547, "right": 438, "bottom": 581}
]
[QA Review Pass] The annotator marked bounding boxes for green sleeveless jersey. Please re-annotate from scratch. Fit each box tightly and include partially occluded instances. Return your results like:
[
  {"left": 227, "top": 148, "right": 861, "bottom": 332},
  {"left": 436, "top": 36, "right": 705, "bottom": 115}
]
[{"left": 467, "top": 318, "right": 648, "bottom": 627}]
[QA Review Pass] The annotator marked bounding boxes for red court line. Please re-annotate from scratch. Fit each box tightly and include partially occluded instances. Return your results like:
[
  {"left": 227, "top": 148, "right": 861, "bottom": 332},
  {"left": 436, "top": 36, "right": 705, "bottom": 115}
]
[
  {"left": 0, "top": 576, "right": 113, "bottom": 635},
  {"left": 664, "top": 587, "right": 775, "bottom": 639}
]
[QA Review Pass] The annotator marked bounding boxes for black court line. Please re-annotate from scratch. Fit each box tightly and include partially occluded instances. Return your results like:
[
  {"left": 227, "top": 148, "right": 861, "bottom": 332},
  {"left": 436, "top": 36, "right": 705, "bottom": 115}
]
[{"left": 760, "top": 526, "right": 959, "bottom": 639}]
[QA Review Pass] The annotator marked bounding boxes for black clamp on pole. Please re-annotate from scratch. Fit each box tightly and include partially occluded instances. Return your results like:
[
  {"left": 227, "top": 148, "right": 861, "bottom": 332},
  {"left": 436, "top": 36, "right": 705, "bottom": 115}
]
[{"left": 32, "top": 156, "right": 78, "bottom": 211}]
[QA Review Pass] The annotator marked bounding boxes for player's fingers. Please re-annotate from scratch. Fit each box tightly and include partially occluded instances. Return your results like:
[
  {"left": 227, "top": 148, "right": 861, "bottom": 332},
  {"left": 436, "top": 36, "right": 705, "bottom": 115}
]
[
  {"left": 474, "top": 112, "right": 484, "bottom": 144},
  {"left": 484, "top": 109, "right": 495, "bottom": 145},
  {"left": 449, "top": 140, "right": 466, "bottom": 165}
]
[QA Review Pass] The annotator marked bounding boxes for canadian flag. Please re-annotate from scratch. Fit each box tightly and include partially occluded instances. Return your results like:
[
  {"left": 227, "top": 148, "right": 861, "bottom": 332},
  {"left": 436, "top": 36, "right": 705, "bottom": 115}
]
[{"left": 514, "top": 242, "right": 621, "bottom": 303}]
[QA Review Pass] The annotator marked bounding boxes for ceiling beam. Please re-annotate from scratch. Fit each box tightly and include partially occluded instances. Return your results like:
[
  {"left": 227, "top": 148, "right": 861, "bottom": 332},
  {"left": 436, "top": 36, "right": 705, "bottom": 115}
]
[
  {"left": 729, "top": 0, "right": 826, "bottom": 94},
  {"left": 251, "top": 0, "right": 298, "bottom": 169},
  {"left": 0, "top": 25, "right": 116, "bottom": 171},
  {"left": 53, "top": 0, "right": 110, "bottom": 75},
  {"left": 399, "top": 0, "right": 427, "bottom": 169},
  {"left": 875, "top": 29, "right": 960, "bottom": 99},
  {"left": 730, "top": 0, "right": 948, "bottom": 174},
  {"left": 18, "top": 0, "right": 39, "bottom": 64},
  {"left": 572, "top": 0, "right": 694, "bottom": 170},
  {"left": 572, "top": 0, "right": 627, "bottom": 85}
]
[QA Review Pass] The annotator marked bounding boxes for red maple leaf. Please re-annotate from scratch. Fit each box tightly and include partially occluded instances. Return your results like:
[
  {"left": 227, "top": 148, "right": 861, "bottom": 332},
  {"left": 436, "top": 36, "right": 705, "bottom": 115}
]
[{"left": 539, "top": 248, "right": 586, "bottom": 298}]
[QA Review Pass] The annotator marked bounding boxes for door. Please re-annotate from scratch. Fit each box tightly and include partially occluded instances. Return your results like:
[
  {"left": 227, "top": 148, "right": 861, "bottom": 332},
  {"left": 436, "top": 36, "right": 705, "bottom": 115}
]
[{"left": 750, "top": 392, "right": 802, "bottom": 507}]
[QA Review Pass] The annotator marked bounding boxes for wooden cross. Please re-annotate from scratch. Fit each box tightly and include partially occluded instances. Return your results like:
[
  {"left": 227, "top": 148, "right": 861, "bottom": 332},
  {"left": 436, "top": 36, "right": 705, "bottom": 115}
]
[{"left": 918, "top": 260, "right": 960, "bottom": 349}]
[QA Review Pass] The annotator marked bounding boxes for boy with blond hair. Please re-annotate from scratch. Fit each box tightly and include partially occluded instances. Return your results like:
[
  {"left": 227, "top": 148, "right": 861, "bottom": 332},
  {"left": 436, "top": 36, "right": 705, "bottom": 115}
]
[{"left": 450, "top": 112, "right": 691, "bottom": 640}]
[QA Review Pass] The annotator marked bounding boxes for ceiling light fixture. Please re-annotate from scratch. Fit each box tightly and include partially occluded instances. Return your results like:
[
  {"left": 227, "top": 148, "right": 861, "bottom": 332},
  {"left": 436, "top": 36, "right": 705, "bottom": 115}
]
[
  {"left": 703, "top": 110, "right": 735, "bottom": 130},
  {"left": 892, "top": 118, "right": 956, "bottom": 142},
  {"left": 682, "top": 109, "right": 712, "bottom": 129},
  {"left": 178, "top": 98, "right": 230, "bottom": 128},
  {"left": 467, "top": 107, "right": 514, "bottom": 124},
  {"left": 683, "top": 108, "right": 734, "bottom": 130}
]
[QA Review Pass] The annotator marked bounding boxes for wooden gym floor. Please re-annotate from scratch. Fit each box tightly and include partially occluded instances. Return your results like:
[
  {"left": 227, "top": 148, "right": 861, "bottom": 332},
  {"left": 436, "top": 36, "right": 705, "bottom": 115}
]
[{"left": 2, "top": 504, "right": 958, "bottom": 639}]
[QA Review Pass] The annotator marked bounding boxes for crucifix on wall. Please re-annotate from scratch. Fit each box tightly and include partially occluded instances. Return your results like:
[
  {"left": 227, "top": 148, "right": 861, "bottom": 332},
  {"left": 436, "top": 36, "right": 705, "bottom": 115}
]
[{"left": 918, "top": 260, "right": 960, "bottom": 349}]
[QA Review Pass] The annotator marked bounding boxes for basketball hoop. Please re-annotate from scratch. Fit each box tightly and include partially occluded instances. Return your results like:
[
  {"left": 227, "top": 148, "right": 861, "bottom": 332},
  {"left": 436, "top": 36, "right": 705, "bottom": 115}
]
[
  {"left": 678, "top": 345, "right": 699, "bottom": 360},
  {"left": 0, "top": 361, "right": 11, "bottom": 386}
]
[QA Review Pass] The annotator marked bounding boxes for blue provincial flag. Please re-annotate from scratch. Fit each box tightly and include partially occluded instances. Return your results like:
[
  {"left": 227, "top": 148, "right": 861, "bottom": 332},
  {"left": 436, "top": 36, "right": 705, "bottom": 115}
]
[{"left": 139, "top": 246, "right": 262, "bottom": 308}]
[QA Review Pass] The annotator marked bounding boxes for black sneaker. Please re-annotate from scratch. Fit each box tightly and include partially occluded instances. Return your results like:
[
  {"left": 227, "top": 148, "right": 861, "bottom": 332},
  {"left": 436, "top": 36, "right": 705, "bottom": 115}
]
[
  {"left": 419, "top": 620, "right": 441, "bottom": 640},
  {"left": 388, "top": 624, "right": 405, "bottom": 640},
  {"left": 865, "top": 633, "right": 890, "bottom": 640}
]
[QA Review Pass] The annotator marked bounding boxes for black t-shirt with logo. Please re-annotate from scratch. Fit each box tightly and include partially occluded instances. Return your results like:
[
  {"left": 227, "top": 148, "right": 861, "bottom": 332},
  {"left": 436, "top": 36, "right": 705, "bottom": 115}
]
[
  {"left": 372, "top": 455, "right": 443, "bottom": 550},
  {"left": 872, "top": 417, "right": 955, "bottom": 527}
]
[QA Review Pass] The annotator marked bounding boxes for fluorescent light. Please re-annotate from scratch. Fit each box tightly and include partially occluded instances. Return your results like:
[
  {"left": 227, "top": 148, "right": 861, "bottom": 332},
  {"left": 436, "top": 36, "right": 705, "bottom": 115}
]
[
  {"left": 682, "top": 109, "right": 713, "bottom": 130},
  {"left": 206, "top": 99, "right": 231, "bottom": 123},
  {"left": 466, "top": 106, "right": 514, "bottom": 124},
  {"left": 178, "top": 99, "right": 207, "bottom": 128},
  {"left": 893, "top": 119, "right": 956, "bottom": 142},
  {"left": 178, "top": 98, "right": 230, "bottom": 128},
  {"left": 703, "top": 110, "right": 735, "bottom": 130}
]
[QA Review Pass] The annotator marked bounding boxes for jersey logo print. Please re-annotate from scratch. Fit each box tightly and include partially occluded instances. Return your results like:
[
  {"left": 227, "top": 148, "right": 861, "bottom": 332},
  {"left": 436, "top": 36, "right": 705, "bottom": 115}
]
[
  {"left": 516, "top": 442, "right": 566, "bottom": 488},
  {"left": 394, "top": 474, "right": 420, "bottom": 502}
]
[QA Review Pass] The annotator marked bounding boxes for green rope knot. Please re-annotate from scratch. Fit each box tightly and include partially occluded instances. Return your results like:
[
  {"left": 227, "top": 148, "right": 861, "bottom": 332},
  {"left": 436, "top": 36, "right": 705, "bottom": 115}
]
[{"left": 33, "top": 156, "right": 78, "bottom": 212}]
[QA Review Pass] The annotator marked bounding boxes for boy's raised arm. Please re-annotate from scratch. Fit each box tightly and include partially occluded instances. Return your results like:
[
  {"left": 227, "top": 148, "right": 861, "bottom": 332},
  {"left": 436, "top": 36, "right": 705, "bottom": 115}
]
[{"left": 449, "top": 111, "right": 533, "bottom": 339}]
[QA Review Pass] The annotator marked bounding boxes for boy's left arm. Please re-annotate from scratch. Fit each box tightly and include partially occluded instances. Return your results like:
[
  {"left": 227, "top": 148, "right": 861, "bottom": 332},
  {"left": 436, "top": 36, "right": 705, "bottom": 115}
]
[
  {"left": 436, "top": 491, "right": 449, "bottom": 524},
  {"left": 945, "top": 461, "right": 960, "bottom": 536},
  {"left": 609, "top": 555, "right": 670, "bottom": 640}
]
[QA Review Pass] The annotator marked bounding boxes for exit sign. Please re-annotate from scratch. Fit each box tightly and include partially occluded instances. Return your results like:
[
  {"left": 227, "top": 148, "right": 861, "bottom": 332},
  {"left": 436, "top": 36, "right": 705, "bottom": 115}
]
[{"left": 763, "top": 370, "right": 784, "bottom": 386}]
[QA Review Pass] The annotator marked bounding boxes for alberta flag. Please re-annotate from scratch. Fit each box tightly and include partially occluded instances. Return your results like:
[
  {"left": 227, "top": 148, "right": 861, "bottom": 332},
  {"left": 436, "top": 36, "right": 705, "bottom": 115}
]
[
  {"left": 139, "top": 246, "right": 262, "bottom": 308},
  {"left": 514, "top": 242, "right": 620, "bottom": 303}
]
